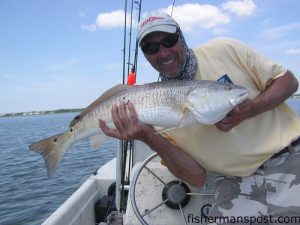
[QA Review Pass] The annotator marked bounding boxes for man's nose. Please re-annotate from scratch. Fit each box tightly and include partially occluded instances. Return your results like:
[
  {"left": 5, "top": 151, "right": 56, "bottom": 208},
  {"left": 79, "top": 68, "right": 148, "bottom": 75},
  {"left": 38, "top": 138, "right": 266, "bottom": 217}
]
[{"left": 157, "top": 45, "right": 170, "bottom": 57}]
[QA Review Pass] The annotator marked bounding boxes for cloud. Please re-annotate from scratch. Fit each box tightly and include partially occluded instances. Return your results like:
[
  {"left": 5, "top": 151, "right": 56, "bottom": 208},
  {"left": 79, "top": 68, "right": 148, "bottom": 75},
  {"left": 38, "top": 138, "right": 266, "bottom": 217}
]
[
  {"left": 286, "top": 48, "right": 300, "bottom": 55},
  {"left": 222, "top": 0, "right": 257, "bottom": 16},
  {"left": 163, "top": 3, "right": 230, "bottom": 30},
  {"left": 95, "top": 10, "right": 126, "bottom": 29},
  {"left": 81, "top": 1, "right": 257, "bottom": 32},
  {"left": 260, "top": 22, "right": 300, "bottom": 39},
  {"left": 47, "top": 59, "right": 79, "bottom": 71},
  {"left": 78, "top": 10, "right": 86, "bottom": 18},
  {"left": 81, "top": 9, "right": 137, "bottom": 32},
  {"left": 80, "top": 24, "right": 97, "bottom": 32},
  {"left": 212, "top": 28, "right": 229, "bottom": 35}
]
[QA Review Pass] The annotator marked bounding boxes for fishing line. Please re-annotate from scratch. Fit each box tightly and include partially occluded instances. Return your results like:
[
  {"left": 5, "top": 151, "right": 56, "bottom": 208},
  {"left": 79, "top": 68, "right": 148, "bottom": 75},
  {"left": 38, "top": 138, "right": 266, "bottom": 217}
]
[
  {"left": 120, "top": 0, "right": 142, "bottom": 213},
  {"left": 122, "top": 0, "right": 128, "bottom": 85},
  {"left": 170, "top": 0, "right": 176, "bottom": 16}
]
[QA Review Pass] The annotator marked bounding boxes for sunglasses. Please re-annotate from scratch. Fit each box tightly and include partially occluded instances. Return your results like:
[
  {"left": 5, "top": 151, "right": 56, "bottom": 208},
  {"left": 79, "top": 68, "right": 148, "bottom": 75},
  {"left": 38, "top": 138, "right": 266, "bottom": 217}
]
[{"left": 141, "top": 32, "right": 179, "bottom": 55}]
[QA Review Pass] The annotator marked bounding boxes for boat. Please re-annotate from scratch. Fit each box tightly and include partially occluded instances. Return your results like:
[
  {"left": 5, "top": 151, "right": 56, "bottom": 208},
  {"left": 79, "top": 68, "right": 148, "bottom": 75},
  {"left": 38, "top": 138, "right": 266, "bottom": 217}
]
[
  {"left": 42, "top": 141, "right": 215, "bottom": 225},
  {"left": 42, "top": 1, "right": 215, "bottom": 224}
]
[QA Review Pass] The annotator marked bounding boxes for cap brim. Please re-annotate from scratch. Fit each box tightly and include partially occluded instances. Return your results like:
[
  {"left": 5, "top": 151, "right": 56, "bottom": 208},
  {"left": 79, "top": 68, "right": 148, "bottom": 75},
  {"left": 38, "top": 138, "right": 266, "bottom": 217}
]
[{"left": 138, "top": 25, "right": 177, "bottom": 46}]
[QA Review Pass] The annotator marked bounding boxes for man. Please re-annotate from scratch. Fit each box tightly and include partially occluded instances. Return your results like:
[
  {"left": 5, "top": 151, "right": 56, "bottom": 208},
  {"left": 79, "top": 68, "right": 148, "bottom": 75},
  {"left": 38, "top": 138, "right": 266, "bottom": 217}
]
[{"left": 99, "top": 12, "right": 300, "bottom": 224}]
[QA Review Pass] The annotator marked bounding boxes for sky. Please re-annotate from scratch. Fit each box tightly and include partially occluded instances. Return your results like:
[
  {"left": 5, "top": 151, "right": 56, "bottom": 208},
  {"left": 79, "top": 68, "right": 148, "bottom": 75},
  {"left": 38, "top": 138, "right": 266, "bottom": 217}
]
[{"left": 1, "top": 0, "right": 300, "bottom": 114}]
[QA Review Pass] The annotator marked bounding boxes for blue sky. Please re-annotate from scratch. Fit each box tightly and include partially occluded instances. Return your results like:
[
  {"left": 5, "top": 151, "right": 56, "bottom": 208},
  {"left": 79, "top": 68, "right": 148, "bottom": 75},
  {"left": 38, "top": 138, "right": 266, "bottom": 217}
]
[{"left": 1, "top": 0, "right": 299, "bottom": 114}]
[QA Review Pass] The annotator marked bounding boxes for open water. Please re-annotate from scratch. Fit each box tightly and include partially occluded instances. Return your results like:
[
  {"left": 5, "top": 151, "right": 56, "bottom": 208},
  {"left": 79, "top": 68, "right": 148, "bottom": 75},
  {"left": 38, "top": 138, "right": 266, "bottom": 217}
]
[
  {"left": 0, "top": 99, "right": 299, "bottom": 225},
  {"left": 0, "top": 112, "right": 117, "bottom": 225}
]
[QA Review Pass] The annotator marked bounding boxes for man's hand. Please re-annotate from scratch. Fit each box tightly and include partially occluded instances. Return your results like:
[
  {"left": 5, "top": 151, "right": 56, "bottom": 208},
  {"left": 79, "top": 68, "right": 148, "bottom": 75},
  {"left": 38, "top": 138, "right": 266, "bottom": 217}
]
[
  {"left": 216, "top": 70, "right": 299, "bottom": 132},
  {"left": 215, "top": 99, "right": 254, "bottom": 132},
  {"left": 98, "top": 100, "right": 207, "bottom": 187},
  {"left": 99, "top": 101, "right": 155, "bottom": 141}
]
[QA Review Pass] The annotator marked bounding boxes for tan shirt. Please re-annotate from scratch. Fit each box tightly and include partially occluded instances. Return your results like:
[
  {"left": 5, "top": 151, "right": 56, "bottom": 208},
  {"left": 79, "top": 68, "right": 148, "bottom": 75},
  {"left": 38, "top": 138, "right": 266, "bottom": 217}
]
[{"left": 164, "top": 37, "right": 300, "bottom": 176}]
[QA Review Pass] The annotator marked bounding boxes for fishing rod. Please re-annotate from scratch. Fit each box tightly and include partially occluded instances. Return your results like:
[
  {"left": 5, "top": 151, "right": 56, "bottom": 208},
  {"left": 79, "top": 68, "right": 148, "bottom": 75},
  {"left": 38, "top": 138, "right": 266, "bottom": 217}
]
[
  {"left": 126, "top": 0, "right": 142, "bottom": 86},
  {"left": 119, "top": 0, "right": 142, "bottom": 212},
  {"left": 133, "top": 0, "right": 142, "bottom": 76},
  {"left": 170, "top": 0, "right": 176, "bottom": 16},
  {"left": 119, "top": 0, "right": 128, "bottom": 213},
  {"left": 127, "top": 0, "right": 135, "bottom": 77},
  {"left": 122, "top": 0, "right": 128, "bottom": 85}
]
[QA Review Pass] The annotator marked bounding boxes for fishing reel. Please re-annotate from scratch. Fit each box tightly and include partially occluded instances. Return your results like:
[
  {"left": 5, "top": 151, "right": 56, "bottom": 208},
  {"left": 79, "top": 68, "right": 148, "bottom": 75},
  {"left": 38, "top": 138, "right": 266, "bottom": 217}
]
[{"left": 128, "top": 153, "right": 215, "bottom": 225}]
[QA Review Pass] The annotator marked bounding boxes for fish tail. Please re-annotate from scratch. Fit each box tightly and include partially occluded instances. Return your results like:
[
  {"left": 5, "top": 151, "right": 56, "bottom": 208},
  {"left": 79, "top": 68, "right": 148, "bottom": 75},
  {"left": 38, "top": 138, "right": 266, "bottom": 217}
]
[{"left": 29, "top": 132, "right": 71, "bottom": 177}]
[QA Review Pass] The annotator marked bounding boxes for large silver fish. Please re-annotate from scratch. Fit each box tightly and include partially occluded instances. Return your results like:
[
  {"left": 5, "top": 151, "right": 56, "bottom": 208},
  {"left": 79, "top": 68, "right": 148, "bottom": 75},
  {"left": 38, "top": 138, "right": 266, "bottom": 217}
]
[{"left": 29, "top": 80, "right": 248, "bottom": 176}]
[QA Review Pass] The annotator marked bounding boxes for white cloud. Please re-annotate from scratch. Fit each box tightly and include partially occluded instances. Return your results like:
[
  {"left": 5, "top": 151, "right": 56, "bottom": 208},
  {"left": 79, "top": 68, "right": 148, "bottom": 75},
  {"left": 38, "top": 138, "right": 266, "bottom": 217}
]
[
  {"left": 80, "top": 24, "right": 97, "bottom": 32},
  {"left": 81, "top": 9, "right": 137, "bottom": 31},
  {"left": 95, "top": 9, "right": 126, "bottom": 29},
  {"left": 81, "top": 2, "right": 258, "bottom": 33},
  {"left": 47, "top": 59, "right": 79, "bottom": 71},
  {"left": 212, "top": 28, "right": 228, "bottom": 35},
  {"left": 222, "top": 0, "right": 257, "bottom": 16},
  {"left": 260, "top": 22, "right": 300, "bottom": 39},
  {"left": 286, "top": 48, "right": 300, "bottom": 55},
  {"left": 78, "top": 10, "right": 86, "bottom": 18},
  {"left": 162, "top": 3, "right": 230, "bottom": 31}
]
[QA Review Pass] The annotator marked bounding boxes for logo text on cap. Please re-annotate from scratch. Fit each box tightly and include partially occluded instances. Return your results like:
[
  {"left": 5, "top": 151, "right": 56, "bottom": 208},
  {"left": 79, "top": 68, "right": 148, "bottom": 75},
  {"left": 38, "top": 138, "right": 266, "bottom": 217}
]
[{"left": 141, "top": 16, "right": 165, "bottom": 28}]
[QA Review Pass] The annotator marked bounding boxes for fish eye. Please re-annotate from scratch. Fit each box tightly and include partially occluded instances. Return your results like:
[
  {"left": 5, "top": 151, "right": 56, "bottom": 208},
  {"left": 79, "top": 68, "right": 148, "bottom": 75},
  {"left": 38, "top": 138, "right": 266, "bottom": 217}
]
[{"left": 224, "top": 85, "right": 232, "bottom": 91}]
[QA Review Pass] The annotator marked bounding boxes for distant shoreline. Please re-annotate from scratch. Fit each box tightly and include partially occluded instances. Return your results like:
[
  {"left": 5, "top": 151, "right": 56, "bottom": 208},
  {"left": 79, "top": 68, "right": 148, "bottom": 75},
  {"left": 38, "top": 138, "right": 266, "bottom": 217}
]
[
  {"left": 0, "top": 108, "right": 83, "bottom": 118},
  {"left": 1, "top": 95, "right": 300, "bottom": 118}
]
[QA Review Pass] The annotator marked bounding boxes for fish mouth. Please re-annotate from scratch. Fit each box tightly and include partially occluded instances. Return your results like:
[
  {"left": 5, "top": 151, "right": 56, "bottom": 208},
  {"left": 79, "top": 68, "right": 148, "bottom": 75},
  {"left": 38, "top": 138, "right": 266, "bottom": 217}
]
[
  {"left": 229, "top": 92, "right": 248, "bottom": 106},
  {"left": 191, "top": 109, "right": 228, "bottom": 125}
]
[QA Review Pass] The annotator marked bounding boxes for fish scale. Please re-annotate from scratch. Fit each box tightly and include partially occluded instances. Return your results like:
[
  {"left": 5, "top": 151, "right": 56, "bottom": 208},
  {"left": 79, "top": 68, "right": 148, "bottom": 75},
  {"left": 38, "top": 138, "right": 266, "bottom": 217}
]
[{"left": 29, "top": 80, "right": 248, "bottom": 177}]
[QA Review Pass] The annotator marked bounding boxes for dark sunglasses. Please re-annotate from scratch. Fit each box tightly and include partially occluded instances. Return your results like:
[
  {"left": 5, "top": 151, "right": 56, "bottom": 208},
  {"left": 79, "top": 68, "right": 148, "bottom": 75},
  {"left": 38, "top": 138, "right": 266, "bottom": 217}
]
[{"left": 141, "top": 32, "right": 179, "bottom": 55}]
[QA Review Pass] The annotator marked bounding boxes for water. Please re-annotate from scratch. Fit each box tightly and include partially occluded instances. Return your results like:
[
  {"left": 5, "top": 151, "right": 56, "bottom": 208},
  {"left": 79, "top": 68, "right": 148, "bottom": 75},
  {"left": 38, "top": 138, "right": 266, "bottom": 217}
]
[
  {"left": 0, "top": 100, "right": 299, "bottom": 225},
  {"left": 0, "top": 112, "right": 117, "bottom": 225}
]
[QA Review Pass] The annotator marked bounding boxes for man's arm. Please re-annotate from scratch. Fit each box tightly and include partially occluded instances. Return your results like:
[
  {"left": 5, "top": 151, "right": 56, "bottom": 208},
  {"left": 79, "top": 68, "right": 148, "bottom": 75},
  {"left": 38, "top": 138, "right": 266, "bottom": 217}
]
[
  {"left": 216, "top": 70, "right": 298, "bottom": 132},
  {"left": 99, "top": 101, "right": 207, "bottom": 187}
]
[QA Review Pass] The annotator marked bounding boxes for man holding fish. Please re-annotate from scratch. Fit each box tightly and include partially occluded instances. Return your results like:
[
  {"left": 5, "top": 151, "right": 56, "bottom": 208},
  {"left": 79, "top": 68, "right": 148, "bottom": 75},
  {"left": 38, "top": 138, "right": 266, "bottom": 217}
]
[{"left": 99, "top": 12, "right": 300, "bottom": 223}]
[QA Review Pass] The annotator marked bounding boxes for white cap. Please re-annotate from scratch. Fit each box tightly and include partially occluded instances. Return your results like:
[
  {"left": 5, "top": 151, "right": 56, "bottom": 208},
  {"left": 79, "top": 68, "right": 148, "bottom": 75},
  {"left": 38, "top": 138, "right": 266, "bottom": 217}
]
[{"left": 137, "top": 12, "right": 178, "bottom": 46}]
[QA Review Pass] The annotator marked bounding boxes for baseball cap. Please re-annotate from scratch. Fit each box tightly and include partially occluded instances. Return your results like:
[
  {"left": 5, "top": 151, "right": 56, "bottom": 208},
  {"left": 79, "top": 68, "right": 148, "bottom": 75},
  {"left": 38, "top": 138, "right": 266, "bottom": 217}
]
[{"left": 137, "top": 12, "right": 178, "bottom": 46}]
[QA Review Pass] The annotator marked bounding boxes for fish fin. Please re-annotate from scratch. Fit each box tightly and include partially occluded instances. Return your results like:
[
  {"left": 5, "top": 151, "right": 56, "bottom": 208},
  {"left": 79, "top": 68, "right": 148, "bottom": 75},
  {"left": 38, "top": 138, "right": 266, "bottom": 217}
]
[
  {"left": 29, "top": 132, "right": 72, "bottom": 177},
  {"left": 154, "top": 109, "right": 192, "bottom": 135},
  {"left": 155, "top": 127, "right": 177, "bottom": 134},
  {"left": 69, "top": 84, "right": 133, "bottom": 128},
  {"left": 90, "top": 133, "right": 110, "bottom": 149},
  {"left": 177, "top": 107, "right": 190, "bottom": 128}
]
